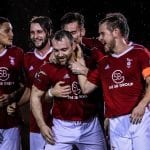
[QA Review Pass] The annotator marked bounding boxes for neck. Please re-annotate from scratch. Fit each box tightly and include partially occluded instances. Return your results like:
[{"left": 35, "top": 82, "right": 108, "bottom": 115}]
[
  {"left": 0, "top": 45, "right": 5, "bottom": 54},
  {"left": 113, "top": 38, "right": 129, "bottom": 55},
  {"left": 36, "top": 42, "right": 51, "bottom": 57}
]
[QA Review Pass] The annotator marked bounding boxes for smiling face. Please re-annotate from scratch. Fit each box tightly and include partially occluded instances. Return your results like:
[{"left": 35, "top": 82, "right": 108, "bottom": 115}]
[
  {"left": 98, "top": 22, "right": 116, "bottom": 54},
  {"left": 30, "top": 23, "right": 48, "bottom": 50},
  {"left": 52, "top": 36, "right": 74, "bottom": 66},
  {"left": 0, "top": 22, "right": 13, "bottom": 48}
]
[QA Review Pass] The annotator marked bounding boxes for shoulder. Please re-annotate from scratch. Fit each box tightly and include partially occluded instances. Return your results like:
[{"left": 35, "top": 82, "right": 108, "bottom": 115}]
[
  {"left": 40, "top": 62, "right": 57, "bottom": 72},
  {"left": 8, "top": 45, "right": 24, "bottom": 53},
  {"left": 7, "top": 45, "right": 24, "bottom": 59},
  {"left": 24, "top": 51, "right": 34, "bottom": 58},
  {"left": 132, "top": 44, "right": 150, "bottom": 56}
]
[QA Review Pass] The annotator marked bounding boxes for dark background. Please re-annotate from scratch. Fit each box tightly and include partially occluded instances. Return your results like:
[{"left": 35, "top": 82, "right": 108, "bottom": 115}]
[{"left": 1, "top": 0, "right": 150, "bottom": 51}]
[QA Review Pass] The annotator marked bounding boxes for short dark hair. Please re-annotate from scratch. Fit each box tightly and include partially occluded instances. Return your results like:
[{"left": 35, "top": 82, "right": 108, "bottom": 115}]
[
  {"left": 52, "top": 30, "right": 74, "bottom": 45},
  {"left": 99, "top": 12, "right": 129, "bottom": 38},
  {"left": 30, "top": 16, "right": 53, "bottom": 35},
  {"left": 60, "top": 12, "right": 85, "bottom": 29},
  {"left": 0, "top": 17, "right": 10, "bottom": 25}
]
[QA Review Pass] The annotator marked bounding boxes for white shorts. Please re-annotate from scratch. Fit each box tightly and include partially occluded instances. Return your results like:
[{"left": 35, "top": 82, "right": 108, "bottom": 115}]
[
  {"left": 0, "top": 127, "right": 21, "bottom": 150},
  {"left": 30, "top": 132, "right": 46, "bottom": 150},
  {"left": 109, "top": 108, "right": 150, "bottom": 150},
  {"left": 44, "top": 116, "right": 106, "bottom": 150}
]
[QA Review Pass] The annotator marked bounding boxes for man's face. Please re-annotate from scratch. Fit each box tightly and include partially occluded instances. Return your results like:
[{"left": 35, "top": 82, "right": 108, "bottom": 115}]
[
  {"left": 63, "top": 21, "right": 85, "bottom": 44},
  {"left": 0, "top": 22, "right": 13, "bottom": 47},
  {"left": 98, "top": 23, "right": 115, "bottom": 54},
  {"left": 52, "top": 36, "right": 74, "bottom": 66},
  {"left": 30, "top": 23, "right": 48, "bottom": 50}
]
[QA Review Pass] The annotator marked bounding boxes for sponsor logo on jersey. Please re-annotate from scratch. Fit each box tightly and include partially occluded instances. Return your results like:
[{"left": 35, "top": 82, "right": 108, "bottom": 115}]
[
  {"left": 112, "top": 70, "right": 125, "bottom": 84},
  {"left": 67, "top": 81, "right": 88, "bottom": 100},
  {"left": 109, "top": 69, "right": 133, "bottom": 89},
  {"left": 0, "top": 67, "right": 10, "bottom": 81},
  {"left": 72, "top": 81, "right": 81, "bottom": 95}
]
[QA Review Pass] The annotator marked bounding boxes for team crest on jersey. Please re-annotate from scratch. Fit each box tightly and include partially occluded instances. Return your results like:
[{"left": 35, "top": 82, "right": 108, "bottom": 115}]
[
  {"left": 9, "top": 56, "right": 15, "bottom": 66},
  {"left": 126, "top": 58, "right": 132, "bottom": 68}
]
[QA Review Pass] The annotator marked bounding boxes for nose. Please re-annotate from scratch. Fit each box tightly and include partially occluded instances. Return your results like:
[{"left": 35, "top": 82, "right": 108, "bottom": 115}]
[
  {"left": 33, "top": 32, "right": 38, "bottom": 39},
  {"left": 58, "top": 51, "right": 63, "bottom": 57},
  {"left": 30, "top": 32, "right": 39, "bottom": 39},
  {"left": 98, "top": 35, "right": 104, "bottom": 44},
  {"left": 9, "top": 30, "right": 14, "bottom": 38},
  {"left": 97, "top": 36, "right": 101, "bottom": 41},
  {"left": 98, "top": 34, "right": 102, "bottom": 41}
]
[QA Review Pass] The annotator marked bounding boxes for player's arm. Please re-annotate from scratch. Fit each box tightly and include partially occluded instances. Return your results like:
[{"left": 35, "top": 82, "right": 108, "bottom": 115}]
[
  {"left": 138, "top": 76, "right": 150, "bottom": 107},
  {"left": 0, "top": 84, "right": 25, "bottom": 108},
  {"left": 69, "top": 61, "right": 97, "bottom": 94},
  {"left": 45, "top": 81, "right": 71, "bottom": 101},
  {"left": 7, "top": 86, "right": 29, "bottom": 115},
  {"left": 30, "top": 85, "right": 46, "bottom": 128},
  {"left": 131, "top": 76, "right": 150, "bottom": 124},
  {"left": 17, "top": 87, "right": 31, "bottom": 106},
  {"left": 78, "top": 74, "right": 97, "bottom": 94},
  {"left": 30, "top": 85, "right": 55, "bottom": 144}
]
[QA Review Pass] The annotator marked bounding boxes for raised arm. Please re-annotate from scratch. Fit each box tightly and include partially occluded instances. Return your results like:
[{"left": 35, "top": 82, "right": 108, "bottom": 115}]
[
  {"left": 69, "top": 57, "right": 98, "bottom": 94},
  {"left": 78, "top": 74, "right": 98, "bottom": 94}
]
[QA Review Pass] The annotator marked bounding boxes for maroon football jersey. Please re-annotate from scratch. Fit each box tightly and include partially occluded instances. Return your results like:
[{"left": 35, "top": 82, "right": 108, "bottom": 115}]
[
  {"left": 82, "top": 37, "right": 105, "bottom": 63},
  {"left": 82, "top": 37, "right": 104, "bottom": 50},
  {"left": 24, "top": 48, "right": 53, "bottom": 132},
  {"left": 0, "top": 46, "right": 24, "bottom": 128},
  {"left": 88, "top": 45, "right": 150, "bottom": 117},
  {"left": 34, "top": 62, "right": 98, "bottom": 121},
  {"left": 81, "top": 38, "right": 105, "bottom": 122}
]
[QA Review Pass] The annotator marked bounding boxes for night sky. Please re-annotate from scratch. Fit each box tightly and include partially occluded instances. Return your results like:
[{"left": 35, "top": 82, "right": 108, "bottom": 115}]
[{"left": 1, "top": 0, "right": 150, "bottom": 51}]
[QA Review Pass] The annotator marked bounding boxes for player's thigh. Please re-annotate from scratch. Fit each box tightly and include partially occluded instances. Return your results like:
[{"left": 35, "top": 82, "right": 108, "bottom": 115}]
[
  {"left": 30, "top": 132, "right": 46, "bottom": 150},
  {"left": 44, "top": 142, "right": 73, "bottom": 150},
  {"left": 133, "top": 109, "right": 150, "bottom": 150},
  {"left": 0, "top": 127, "right": 21, "bottom": 150},
  {"left": 77, "top": 143, "right": 106, "bottom": 150},
  {"left": 110, "top": 132, "right": 132, "bottom": 150}
]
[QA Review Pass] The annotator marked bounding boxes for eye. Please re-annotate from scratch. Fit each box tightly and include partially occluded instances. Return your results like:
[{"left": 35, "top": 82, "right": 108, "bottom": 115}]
[
  {"left": 53, "top": 48, "right": 59, "bottom": 52},
  {"left": 61, "top": 48, "right": 68, "bottom": 52},
  {"left": 70, "top": 31, "right": 76, "bottom": 35},
  {"left": 5, "top": 28, "right": 11, "bottom": 34},
  {"left": 37, "top": 30, "right": 44, "bottom": 34}
]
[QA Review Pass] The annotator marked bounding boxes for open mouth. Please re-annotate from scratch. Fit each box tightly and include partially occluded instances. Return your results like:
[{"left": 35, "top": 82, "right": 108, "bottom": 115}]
[{"left": 59, "top": 58, "right": 65, "bottom": 62}]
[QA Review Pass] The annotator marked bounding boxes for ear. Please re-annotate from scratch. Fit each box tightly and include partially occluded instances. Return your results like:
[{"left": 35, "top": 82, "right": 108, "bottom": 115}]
[{"left": 113, "top": 28, "right": 120, "bottom": 37}]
